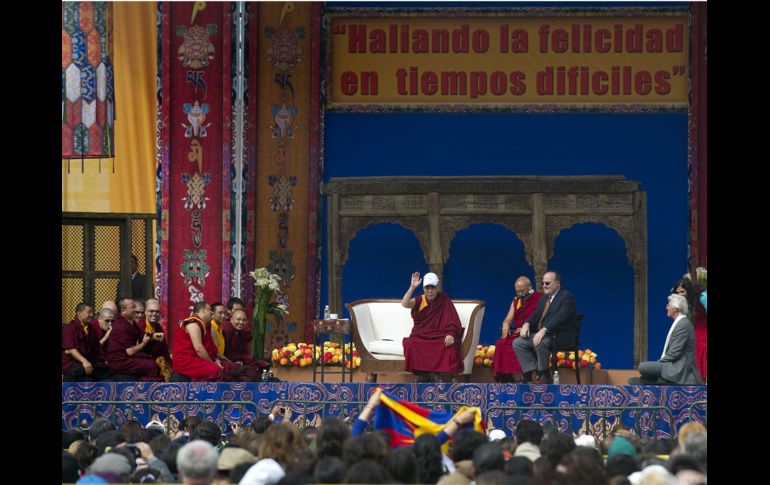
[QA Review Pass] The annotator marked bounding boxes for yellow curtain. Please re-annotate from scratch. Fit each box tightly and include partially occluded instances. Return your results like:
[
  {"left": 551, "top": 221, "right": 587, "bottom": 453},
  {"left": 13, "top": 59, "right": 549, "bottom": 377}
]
[{"left": 62, "top": 1, "right": 157, "bottom": 214}]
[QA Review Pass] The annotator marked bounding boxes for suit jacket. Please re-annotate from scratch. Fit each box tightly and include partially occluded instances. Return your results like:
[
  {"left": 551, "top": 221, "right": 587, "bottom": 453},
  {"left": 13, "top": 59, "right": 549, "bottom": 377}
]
[
  {"left": 525, "top": 288, "right": 578, "bottom": 348},
  {"left": 660, "top": 317, "right": 704, "bottom": 385}
]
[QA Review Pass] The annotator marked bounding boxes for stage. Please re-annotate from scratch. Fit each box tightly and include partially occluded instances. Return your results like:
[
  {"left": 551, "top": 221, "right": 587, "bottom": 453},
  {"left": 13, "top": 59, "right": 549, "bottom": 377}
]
[{"left": 62, "top": 379, "right": 706, "bottom": 440}]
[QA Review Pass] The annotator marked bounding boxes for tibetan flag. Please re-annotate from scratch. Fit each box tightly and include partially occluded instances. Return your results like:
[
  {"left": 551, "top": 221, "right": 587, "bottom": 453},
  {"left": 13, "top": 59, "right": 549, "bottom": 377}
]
[{"left": 373, "top": 389, "right": 485, "bottom": 452}]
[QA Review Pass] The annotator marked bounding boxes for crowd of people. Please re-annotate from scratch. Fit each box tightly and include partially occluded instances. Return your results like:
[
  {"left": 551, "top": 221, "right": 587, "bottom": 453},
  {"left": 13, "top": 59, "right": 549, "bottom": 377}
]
[{"left": 62, "top": 393, "right": 707, "bottom": 484}]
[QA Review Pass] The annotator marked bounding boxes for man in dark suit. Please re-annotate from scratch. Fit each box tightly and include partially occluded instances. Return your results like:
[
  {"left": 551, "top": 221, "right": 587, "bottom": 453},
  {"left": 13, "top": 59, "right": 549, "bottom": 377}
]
[
  {"left": 629, "top": 293, "right": 705, "bottom": 385},
  {"left": 513, "top": 271, "right": 578, "bottom": 384},
  {"left": 118, "top": 255, "right": 148, "bottom": 300}
]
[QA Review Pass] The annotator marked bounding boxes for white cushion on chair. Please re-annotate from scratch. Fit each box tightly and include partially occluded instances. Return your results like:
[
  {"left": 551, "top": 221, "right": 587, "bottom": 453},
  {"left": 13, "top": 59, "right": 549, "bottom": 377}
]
[{"left": 368, "top": 339, "right": 405, "bottom": 356}]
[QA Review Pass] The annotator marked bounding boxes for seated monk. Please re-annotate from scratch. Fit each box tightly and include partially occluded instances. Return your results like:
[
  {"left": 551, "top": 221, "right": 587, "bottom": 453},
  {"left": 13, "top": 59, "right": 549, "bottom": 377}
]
[
  {"left": 401, "top": 272, "right": 464, "bottom": 382},
  {"left": 62, "top": 303, "right": 112, "bottom": 381},
  {"left": 222, "top": 309, "right": 271, "bottom": 371},
  {"left": 172, "top": 302, "right": 259, "bottom": 381},
  {"left": 143, "top": 298, "right": 172, "bottom": 367},
  {"left": 106, "top": 298, "right": 165, "bottom": 381},
  {"left": 492, "top": 276, "right": 543, "bottom": 382}
]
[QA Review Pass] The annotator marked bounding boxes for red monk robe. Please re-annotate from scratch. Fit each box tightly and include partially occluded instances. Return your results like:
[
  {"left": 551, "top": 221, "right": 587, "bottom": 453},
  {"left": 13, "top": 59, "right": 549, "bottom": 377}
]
[
  {"left": 105, "top": 315, "right": 162, "bottom": 381},
  {"left": 62, "top": 317, "right": 108, "bottom": 381},
  {"left": 143, "top": 319, "right": 172, "bottom": 364},
  {"left": 403, "top": 292, "right": 464, "bottom": 374},
  {"left": 172, "top": 316, "right": 224, "bottom": 381},
  {"left": 222, "top": 322, "right": 253, "bottom": 363},
  {"left": 492, "top": 291, "right": 543, "bottom": 381},
  {"left": 173, "top": 317, "right": 260, "bottom": 381}
]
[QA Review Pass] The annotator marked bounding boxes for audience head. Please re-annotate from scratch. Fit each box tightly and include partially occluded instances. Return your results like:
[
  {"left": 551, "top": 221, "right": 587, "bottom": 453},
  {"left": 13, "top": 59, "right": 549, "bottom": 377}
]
[
  {"left": 540, "top": 432, "right": 576, "bottom": 470},
  {"left": 413, "top": 433, "right": 445, "bottom": 484},
  {"left": 450, "top": 429, "right": 489, "bottom": 462},
  {"left": 343, "top": 432, "right": 390, "bottom": 467},
  {"left": 177, "top": 440, "right": 218, "bottom": 485},
  {"left": 314, "top": 456, "right": 347, "bottom": 484},
  {"left": 259, "top": 422, "right": 306, "bottom": 469},
  {"left": 88, "top": 418, "right": 117, "bottom": 443},
  {"left": 473, "top": 443, "right": 506, "bottom": 476},
  {"left": 344, "top": 458, "right": 391, "bottom": 484},
  {"left": 317, "top": 417, "right": 351, "bottom": 459},
  {"left": 89, "top": 452, "right": 133, "bottom": 482},
  {"left": 677, "top": 422, "right": 706, "bottom": 447},
  {"left": 515, "top": 418, "right": 544, "bottom": 446},
  {"left": 63, "top": 451, "right": 81, "bottom": 483},
  {"left": 384, "top": 446, "right": 417, "bottom": 484},
  {"left": 605, "top": 453, "right": 639, "bottom": 479},
  {"left": 191, "top": 421, "right": 222, "bottom": 447},
  {"left": 505, "top": 456, "right": 534, "bottom": 478}
]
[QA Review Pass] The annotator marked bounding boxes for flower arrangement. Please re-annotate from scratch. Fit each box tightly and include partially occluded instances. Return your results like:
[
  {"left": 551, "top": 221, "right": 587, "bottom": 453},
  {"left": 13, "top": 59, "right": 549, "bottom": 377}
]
[
  {"left": 250, "top": 267, "right": 289, "bottom": 359},
  {"left": 474, "top": 345, "right": 496, "bottom": 368},
  {"left": 552, "top": 349, "right": 601, "bottom": 370},
  {"left": 271, "top": 342, "right": 362, "bottom": 368},
  {"left": 472, "top": 345, "right": 601, "bottom": 370}
]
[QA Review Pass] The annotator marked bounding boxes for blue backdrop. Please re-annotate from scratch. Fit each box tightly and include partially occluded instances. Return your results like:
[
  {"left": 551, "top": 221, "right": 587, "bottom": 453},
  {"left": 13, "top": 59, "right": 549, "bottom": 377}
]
[{"left": 320, "top": 111, "right": 688, "bottom": 369}]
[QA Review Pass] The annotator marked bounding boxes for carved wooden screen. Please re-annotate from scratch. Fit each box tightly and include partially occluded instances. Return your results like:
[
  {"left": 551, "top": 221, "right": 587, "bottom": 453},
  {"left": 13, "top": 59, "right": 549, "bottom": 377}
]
[{"left": 324, "top": 176, "right": 648, "bottom": 365}]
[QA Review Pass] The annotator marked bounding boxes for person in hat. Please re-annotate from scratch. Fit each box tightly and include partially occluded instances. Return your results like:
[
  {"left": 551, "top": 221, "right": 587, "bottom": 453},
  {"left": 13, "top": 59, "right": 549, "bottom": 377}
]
[{"left": 401, "top": 271, "right": 464, "bottom": 382}]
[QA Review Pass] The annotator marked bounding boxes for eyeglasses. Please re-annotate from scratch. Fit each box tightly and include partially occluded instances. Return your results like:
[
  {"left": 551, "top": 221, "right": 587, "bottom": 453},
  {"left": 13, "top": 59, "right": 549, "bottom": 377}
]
[
  {"left": 542, "top": 282, "right": 552, "bottom": 286},
  {"left": 103, "top": 319, "right": 114, "bottom": 322},
  {"left": 146, "top": 310, "right": 161, "bottom": 313}
]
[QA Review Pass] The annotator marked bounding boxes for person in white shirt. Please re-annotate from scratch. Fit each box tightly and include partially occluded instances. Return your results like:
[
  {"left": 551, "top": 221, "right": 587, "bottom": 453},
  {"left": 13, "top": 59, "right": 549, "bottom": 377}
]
[{"left": 628, "top": 293, "right": 704, "bottom": 385}]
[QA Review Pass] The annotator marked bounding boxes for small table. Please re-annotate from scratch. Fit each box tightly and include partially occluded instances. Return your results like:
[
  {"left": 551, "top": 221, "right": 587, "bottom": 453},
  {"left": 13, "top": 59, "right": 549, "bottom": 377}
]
[{"left": 312, "top": 319, "right": 353, "bottom": 383}]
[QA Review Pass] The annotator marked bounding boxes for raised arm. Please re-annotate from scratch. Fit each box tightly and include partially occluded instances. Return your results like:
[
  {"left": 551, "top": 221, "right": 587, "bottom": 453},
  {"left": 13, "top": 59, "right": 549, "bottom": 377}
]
[{"left": 401, "top": 272, "right": 422, "bottom": 309}]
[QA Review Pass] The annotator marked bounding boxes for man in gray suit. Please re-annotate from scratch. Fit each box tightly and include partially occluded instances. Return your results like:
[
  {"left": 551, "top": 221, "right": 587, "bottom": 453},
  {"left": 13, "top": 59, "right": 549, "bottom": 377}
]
[
  {"left": 514, "top": 270, "right": 578, "bottom": 384},
  {"left": 629, "top": 293, "right": 705, "bottom": 385}
]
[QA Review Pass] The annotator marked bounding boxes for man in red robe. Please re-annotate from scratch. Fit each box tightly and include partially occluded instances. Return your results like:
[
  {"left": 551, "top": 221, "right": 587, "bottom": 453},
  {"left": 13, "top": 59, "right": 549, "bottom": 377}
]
[
  {"left": 143, "top": 298, "right": 172, "bottom": 365},
  {"left": 492, "top": 276, "right": 543, "bottom": 382},
  {"left": 173, "top": 302, "right": 259, "bottom": 381},
  {"left": 91, "top": 308, "right": 115, "bottom": 375},
  {"left": 105, "top": 298, "right": 164, "bottom": 381},
  {"left": 62, "top": 303, "right": 112, "bottom": 381},
  {"left": 401, "top": 272, "right": 464, "bottom": 382},
  {"left": 223, "top": 309, "right": 271, "bottom": 372}
]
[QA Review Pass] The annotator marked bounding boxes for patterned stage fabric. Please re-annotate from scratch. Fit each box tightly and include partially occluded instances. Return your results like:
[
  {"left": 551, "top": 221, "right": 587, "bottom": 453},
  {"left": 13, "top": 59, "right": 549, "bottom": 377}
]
[
  {"left": 254, "top": 3, "right": 320, "bottom": 348},
  {"left": 62, "top": 1, "right": 115, "bottom": 158},
  {"left": 62, "top": 382, "right": 706, "bottom": 439},
  {"left": 157, "top": 2, "right": 233, "bottom": 336}
]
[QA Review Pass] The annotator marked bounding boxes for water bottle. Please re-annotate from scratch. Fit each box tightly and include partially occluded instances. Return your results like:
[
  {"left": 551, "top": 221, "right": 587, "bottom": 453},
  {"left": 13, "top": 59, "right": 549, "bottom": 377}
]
[
  {"left": 261, "top": 369, "right": 268, "bottom": 382},
  {"left": 553, "top": 370, "right": 560, "bottom": 385},
  {"left": 323, "top": 305, "right": 330, "bottom": 320}
]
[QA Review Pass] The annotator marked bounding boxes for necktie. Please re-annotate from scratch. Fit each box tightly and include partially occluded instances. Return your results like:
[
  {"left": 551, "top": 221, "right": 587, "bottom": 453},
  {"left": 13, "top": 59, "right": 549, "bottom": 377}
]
[{"left": 537, "top": 297, "right": 552, "bottom": 330}]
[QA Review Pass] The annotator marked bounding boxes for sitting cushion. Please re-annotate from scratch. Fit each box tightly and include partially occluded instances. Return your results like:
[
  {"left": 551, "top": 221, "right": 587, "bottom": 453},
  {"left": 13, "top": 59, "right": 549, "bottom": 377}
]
[
  {"left": 368, "top": 339, "right": 405, "bottom": 356},
  {"left": 368, "top": 303, "right": 413, "bottom": 341}
]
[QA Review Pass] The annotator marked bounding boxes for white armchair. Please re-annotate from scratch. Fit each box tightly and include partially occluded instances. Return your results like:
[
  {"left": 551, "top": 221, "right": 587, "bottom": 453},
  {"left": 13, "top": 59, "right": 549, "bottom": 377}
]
[{"left": 345, "top": 299, "right": 485, "bottom": 382}]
